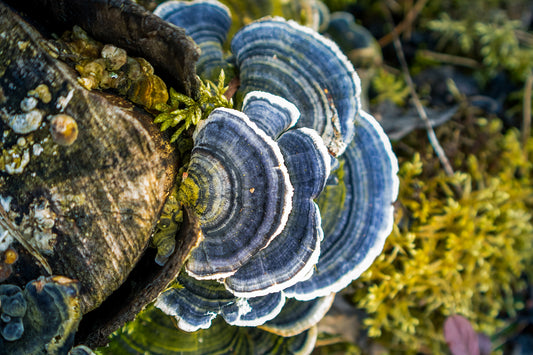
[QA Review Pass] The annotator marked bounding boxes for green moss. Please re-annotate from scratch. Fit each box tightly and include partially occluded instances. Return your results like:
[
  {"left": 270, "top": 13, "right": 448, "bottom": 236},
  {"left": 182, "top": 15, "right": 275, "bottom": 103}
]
[
  {"left": 370, "top": 67, "right": 410, "bottom": 106},
  {"left": 352, "top": 118, "right": 533, "bottom": 354},
  {"left": 178, "top": 175, "right": 201, "bottom": 213},
  {"left": 153, "top": 70, "right": 233, "bottom": 142}
]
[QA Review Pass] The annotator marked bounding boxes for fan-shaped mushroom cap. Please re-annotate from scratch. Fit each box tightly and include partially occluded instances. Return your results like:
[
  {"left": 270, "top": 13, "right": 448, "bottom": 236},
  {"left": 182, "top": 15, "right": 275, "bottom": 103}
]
[
  {"left": 155, "top": 271, "right": 285, "bottom": 332},
  {"left": 285, "top": 111, "right": 399, "bottom": 300},
  {"left": 324, "top": 12, "right": 383, "bottom": 70},
  {"left": 242, "top": 91, "right": 299, "bottom": 139},
  {"left": 154, "top": 0, "right": 232, "bottom": 80},
  {"left": 260, "top": 293, "right": 335, "bottom": 337},
  {"left": 103, "top": 305, "right": 317, "bottom": 355},
  {"left": 224, "top": 127, "right": 330, "bottom": 297},
  {"left": 252, "top": 324, "right": 317, "bottom": 355},
  {"left": 181, "top": 107, "right": 293, "bottom": 280},
  {"left": 0, "top": 276, "right": 81, "bottom": 354},
  {"left": 231, "top": 17, "right": 361, "bottom": 156}
]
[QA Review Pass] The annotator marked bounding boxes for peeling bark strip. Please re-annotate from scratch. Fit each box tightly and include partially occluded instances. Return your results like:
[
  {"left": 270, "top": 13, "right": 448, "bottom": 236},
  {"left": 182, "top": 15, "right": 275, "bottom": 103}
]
[
  {"left": 0, "top": 2, "right": 180, "bottom": 314},
  {"left": 3, "top": 0, "right": 201, "bottom": 96}
]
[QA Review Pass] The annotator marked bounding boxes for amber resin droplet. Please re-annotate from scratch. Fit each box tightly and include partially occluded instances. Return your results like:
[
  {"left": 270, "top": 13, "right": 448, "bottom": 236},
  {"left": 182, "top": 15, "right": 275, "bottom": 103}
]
[
  {"left": 4, "top": 248, "right": 18, "bottom": 265},
  {"left": 49, "top": 114, "right": 79, "bottom": 146}
]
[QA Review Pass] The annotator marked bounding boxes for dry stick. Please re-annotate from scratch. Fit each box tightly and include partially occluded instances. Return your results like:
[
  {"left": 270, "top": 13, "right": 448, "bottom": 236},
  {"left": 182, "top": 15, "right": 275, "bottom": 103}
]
[
  {"left": 0, "top": 205, "right": 52, "bottom": 275},
  {"left": 522, "top": 72, "right": 533, "bottom": 151},
  {"left": 417, "top": 49, "right": 481, "bottom": 69},
  {"left": 378, "top": 0, "right": 428, "bottom": 47},
  {"left": 382, "top": 4, "right": 455, "bottom": 177}
]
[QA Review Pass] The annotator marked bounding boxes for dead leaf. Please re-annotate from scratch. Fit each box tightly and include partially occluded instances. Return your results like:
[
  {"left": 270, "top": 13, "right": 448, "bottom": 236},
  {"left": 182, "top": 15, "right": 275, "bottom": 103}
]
[{"left": 444, "top": 315, "right": 480, "bottom": 355}]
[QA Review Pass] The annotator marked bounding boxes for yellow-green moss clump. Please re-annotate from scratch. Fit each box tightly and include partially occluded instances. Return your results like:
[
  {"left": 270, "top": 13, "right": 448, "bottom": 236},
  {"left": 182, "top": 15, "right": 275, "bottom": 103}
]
[{"left": 352, "top": 118, "right": 533, "bottom": 354}]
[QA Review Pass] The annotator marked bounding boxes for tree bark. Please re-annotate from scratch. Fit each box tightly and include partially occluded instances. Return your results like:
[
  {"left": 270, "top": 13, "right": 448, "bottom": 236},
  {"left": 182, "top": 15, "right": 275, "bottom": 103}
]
[
  {"left": 0, "top": 0, "right": 200, "bottom": 326},
  {"left": 3, "top": 0, "right": 201, "bottom": 96}
]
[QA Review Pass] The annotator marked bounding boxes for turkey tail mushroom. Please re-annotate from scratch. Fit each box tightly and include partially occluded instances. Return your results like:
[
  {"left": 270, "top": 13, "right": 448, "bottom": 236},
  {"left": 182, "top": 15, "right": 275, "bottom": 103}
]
[
  {"left": 286, "top": 111, "right": 399, "bottom": 300},
  {"left": 231, "top": 17, "right": 361, "bottom": 156}
]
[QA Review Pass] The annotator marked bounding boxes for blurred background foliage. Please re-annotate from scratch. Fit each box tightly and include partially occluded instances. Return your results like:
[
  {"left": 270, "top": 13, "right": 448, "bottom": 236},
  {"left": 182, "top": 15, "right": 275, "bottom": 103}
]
[
  {"left": 316, "top": 0, "right": 533, "bottom": 354},
  {"left": 115, "top": 0, "right": 533, "bottom": 354}
]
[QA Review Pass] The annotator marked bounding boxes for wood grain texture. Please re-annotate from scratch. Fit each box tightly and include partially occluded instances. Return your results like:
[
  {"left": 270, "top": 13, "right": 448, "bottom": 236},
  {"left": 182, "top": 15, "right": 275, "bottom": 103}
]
[{"left": 0, "top": 2, "right": 182, "bottom": 314}]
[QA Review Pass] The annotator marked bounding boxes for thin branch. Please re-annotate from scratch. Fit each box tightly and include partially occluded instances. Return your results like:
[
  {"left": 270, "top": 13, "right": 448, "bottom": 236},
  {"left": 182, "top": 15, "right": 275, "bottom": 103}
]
[
  {"left": 224, "top": 76, "right": 240, "bottom": 101},
  {"left": 378, "top": 0, "right": 428, "bottom": 47},
  {"left": 522, "top": 71, "right": 533, "bottom": 151},
  {"left": 515, "top": 29, "right": 533, "bottom": 47},
  {"left": 0, "top": 204, "right": 52, "bottom": 275},
  {"left": 417, "top": 49, "right": 481, "bottom": 69},
  {"left": 382, "top": 3, "right": 455, "bottom": 177}
]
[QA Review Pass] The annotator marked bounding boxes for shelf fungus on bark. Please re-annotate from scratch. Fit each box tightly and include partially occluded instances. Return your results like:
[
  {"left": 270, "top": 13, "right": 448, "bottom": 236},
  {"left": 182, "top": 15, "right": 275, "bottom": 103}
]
[
  {"left": 154, "top": 92, "right": 330, "bottom": 332},
  {"left": 155, "top": 271, "right": 285, "bottom": 332},
  {"left": 231, "top": 17, "right": 361, "bottom": 156},
  {"left": 0, "top": 276, "right": 82, "bottom": 354},
  {"left": 241, "top": 91, "right": 299, "bottom": 139},
  {"left": 103, "top": 305, "right": 317, "bottom": 355},
  {"left": 154, "top": 0, "right": 233, "bottom": 81},
  {"left": 260, "top": 293, "right": 335, "bottom": 337},
  {"left": 180, "top": 105, "right": 294, "bottom": 280},
  {"left": 285, "top": 111, "right": 399, "bottom": 300},
  {"left": 224, "top": 124, "right": 330, "bottom": 296}
]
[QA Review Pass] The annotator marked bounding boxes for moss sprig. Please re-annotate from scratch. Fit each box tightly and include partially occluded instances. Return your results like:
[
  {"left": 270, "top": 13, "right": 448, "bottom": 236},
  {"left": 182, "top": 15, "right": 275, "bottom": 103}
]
[{"left": 153, "top": 70, "right": 233, "bottom": 142}]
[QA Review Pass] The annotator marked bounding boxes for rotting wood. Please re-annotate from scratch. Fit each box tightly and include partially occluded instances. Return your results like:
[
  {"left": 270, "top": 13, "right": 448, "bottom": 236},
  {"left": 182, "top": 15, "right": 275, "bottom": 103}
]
[
  {"left": 0, "top": 1, "right": 200, "bottom": 322},
  {"left": 3, "top": 0, "right": 201, "bottom": 96}
]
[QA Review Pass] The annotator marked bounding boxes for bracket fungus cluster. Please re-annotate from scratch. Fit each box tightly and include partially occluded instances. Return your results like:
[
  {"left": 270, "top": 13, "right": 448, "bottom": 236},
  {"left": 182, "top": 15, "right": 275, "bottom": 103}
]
[
  {"left": 150, "top": 0, "right": 400, "bottom": 347},
  {"left": 154, "top": 0, "right": 232, "bottom": 81},
  {"left": 0, "top": 0, "right": 398, "bottom": 352},
  {"left": 0, "top": 276, "right": 91, "bottom": 354}
]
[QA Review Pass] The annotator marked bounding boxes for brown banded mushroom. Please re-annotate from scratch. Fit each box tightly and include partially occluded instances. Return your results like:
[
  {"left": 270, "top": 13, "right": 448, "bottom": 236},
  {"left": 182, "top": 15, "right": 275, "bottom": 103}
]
[{"left": 102, "top": 305, "right": 318, "bottom": 355}]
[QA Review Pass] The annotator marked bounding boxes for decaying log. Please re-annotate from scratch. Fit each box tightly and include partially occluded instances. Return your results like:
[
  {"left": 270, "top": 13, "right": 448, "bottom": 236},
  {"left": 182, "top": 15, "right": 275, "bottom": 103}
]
[
  {"left": 0, "top": 0, "right": 200, "bottom": 326},
  {"left": 76, "top": 206, "right": 202, "bottom": 348},
  {"left": 3, "top": 0, "right": 201, "bottom": 96}
]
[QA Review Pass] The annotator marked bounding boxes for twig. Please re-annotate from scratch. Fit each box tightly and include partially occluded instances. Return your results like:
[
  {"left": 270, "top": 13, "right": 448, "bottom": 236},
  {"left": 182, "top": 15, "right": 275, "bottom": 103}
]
[
  {"left": 522, "top": 71, "right": 533, "bottom": 151},
  {"left": 382, "top": 3, "right": 455, "bottom": 177},
  {"left": 224, "top": 76, "right": 240, "bottom": 101},
  {"left": 0, "top": 204, "right": 52, "bottom": 275},
  {"left": 315, "top": 336, "right": 349, "bottom": 347},
  {"left": 417, "top": 49, "right": 481, "bottom": 69},
  {"left": 378, "top": 0, "right": 428, "bottom": 47},
  {"left": 515, "top": 29, "right": 533, "bottom": 47}
]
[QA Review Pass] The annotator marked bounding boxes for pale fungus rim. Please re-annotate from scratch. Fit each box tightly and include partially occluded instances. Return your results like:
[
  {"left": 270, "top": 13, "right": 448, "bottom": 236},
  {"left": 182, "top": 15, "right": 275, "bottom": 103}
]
[
  {"left": 231, "top": 16, "right": 363, "bottom": 156},
  {"left": 286, "top": 110, "right": 399, "bottom": 301},
  {"left": 185, "top": 107, "right": 294, "bottom": 280}
]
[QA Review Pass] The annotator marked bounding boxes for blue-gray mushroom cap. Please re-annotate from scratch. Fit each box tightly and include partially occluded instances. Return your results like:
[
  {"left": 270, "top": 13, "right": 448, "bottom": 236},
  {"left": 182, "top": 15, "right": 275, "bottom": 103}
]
[
  {"left": 154, "top": 0, "right": 232, "bottom": 80},
  {"left": 155, "top": 271, "right": 285, "bottom": 332},
  {"left": 181, "top": 106, "right": 294, "bottom": 280},
  {"left": 224, "top": 120, "right": 330, "bottom": 296},
  {"left": 285, "top": 111, "right": 399, "bottom": 300},
  {"left": 231, "top": 17, "right": 361, "bottom": 156},
  {"left": 260, "top": 293, "right": 335, "bottom": 337}
]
